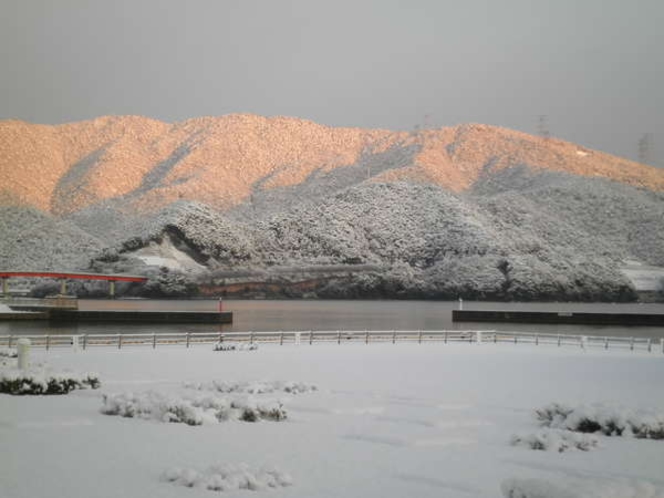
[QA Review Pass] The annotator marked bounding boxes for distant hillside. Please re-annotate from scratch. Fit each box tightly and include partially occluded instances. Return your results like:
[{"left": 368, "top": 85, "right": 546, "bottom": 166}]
[{"left": 1, "top": 115, "right": 662, "bottom": 216}]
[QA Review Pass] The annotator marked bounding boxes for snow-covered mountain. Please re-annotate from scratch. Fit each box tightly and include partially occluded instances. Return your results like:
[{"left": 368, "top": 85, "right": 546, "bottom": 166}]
[{"left": 1, "top": 115, "right": 663, "bottom": 300}]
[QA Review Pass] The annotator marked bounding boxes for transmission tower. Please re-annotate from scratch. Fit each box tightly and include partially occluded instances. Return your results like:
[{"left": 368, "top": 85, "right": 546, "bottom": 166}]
[
  {"left": 638, "top": 133, "right": 653, "bottom": 165},
  {"left": 537, "top": 115, "right": 550, "bottom": 139}
]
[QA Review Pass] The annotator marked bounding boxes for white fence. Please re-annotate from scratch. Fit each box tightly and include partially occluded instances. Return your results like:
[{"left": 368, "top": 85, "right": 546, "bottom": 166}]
[{"left": 0, "top": 330, "right": 662, "bottom": 353}]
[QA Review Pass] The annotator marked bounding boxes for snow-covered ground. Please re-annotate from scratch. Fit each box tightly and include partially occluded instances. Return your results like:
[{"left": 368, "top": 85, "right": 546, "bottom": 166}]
[{"left": 1, "top": 343, "right": 663, "bottom": 498}]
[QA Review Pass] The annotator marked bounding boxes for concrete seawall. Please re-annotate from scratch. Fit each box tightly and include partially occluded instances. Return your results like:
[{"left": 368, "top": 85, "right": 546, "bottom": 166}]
[
  {"left": 48, "top": 310, "right": 233, "bottom": 324},
  {"left": 0, "top": 312, "right": 49, "bottom": 320},
  {"left": 453, "top": 310, "right": 664, "bottom": 326},
  {"left": 0, "top": 310, "right": 232, "bottom": 324}
]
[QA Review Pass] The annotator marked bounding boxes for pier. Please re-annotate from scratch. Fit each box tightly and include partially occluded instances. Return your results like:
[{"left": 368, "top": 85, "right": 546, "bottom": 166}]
[
  {"left": 452, "top": 310, "right": 664, "bottom": 326},
  {"left": 1, "top": 297, "right": 233, "bottom": 324}
]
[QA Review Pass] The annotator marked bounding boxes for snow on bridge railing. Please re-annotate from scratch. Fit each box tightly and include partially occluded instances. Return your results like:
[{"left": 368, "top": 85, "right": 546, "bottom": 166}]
[{"left": 0, "top": 330, "right": 661, "bottom": 353}]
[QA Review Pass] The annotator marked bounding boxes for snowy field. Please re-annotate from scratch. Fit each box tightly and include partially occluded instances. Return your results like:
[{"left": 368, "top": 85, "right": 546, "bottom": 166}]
[{"left": 1, "top": 343, "right": 664, "bottom": 498}]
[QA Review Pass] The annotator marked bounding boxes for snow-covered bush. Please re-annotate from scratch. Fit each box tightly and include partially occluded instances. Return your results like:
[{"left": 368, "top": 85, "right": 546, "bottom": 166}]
[
  {"left": 233, "top": 399, "right": 287, "bottom": 422},
  {"left": 0, "top": 368, "right": 100, "bottom": 395},
  {"left": 536, "top": 403, "right": 664, "bottom": 439},
  {"left": 501, "top": 478, "right": 575, "bottom": 498},
  {"left": 213, "top": 342, "right": 258, "bottom": 352},
  {"left": 0, "top": 347, "right": 17, "bottom": 358},
  {"left": 510, "top": 429, "right": 598, "bottom": 452},
  {"left": 161, "top": 463, "right": 292, "bottom": 492},
  {"left": 184, "top": 380, "right": 317, "bottom": 395},
  {"left": 100, "top": 391, "right": 287, "bottom": 424},
  {"left": 501, "top": 476, "right": 664, "bottom": 498}
]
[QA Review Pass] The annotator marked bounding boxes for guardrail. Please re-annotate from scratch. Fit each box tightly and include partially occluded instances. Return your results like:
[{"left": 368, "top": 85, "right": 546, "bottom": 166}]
[{"left": 0, "top": 330, "right": 662, "bottom": 353}]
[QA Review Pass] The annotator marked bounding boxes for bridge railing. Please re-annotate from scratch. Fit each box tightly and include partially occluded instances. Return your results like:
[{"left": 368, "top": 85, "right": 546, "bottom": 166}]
[{"left": 0, "top": 330, "right": 662, "bottom": 353}]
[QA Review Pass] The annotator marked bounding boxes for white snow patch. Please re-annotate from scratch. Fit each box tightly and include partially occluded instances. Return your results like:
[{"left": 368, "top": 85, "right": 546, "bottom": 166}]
[
  {"left": 133, "top": 236, "right": 206, "bottom": 273},
  {"left": 620, "top": 262, "right": 664, "bottom": 291}
]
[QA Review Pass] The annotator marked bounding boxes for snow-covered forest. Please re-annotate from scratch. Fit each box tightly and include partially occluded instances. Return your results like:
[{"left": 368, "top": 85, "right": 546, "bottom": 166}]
[{"left": 2, "top": 166, "right": 663, "bottom": 301}]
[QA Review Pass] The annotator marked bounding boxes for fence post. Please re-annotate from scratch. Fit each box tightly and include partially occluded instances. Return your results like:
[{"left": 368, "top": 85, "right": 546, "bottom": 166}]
[
  {"left": 605, "top": 337, "right": 609, "bottom": 350},
  {"left": 337, "top": 330, "right": 341, "bottom": 345},
  {"left": 153, "top": 333, "right": 157, "bottom": 349},
  {"left": 514, "top": 335, "right": 517, "bottom": 345},
  {"left": 661, "top": 338, "right": 664, "bottom": 354},
  {"left": 309, "top": 330, "right": 313, "bottom": 345},
  {"left": 535, "top": 334, "right": 539, "bottom": 346},
  {"left": 118, "top": 334, "right": 122, "bottom": 349},
  {"left": 557, "top": 335, "right": 561, "bottom": 347},
  {"left": 46, "top": 335, "right": 50, "bottom": 351},
  {"left": 647, "top": 338, "right": 652, "bottom": 353},
  {"left": 476, "top": 331, "right": 482, "bottom": 344},
  {"left": 17, "top": 338, "right": 30, "bottom": 369},
  {"left": 494, "top": 333, "right": 497, "bottom": 343},
  {"left": 392, "top": 330, "right": 396, "bottom": 344},
  {"left": 444, "top": 331, "right": 448, "bottom": 344},
  {"left": 8, "top": 335, "right": 14, "bottom": 349},
  {"left": 218, "top": 332, "right": 223, "bottom": 344},
  {"left": 186, "top": 332, "right": 191, "bottom": 348},
  {"left": 83, "top": 334, "right": 87, "bottom": 350},
  {"left": 250, "top": 331, "right": 255, "bottom": 344},
  {"left": 418, "top": 330, "right": 422, "bottom": 344},
  {"left": 280, "top": 331, "right": 284, "bottom": 346},
  {"left": 365, "top": 330, "right": 369, "bottom": 344},
  {"left": 630, "top": 337, "right": 634, "bottom": 351}
]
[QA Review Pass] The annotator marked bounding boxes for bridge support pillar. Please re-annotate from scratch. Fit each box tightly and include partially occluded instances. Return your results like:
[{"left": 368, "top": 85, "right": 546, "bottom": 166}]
[
  {"left": 60, "top": 279, "right": 67, "bottom": 296},
  {"left": 109, "top": 280, "right": 116, "bottom": 299},
  {"left": 2, "top": 278, "right": 8, "bottom": 298}
]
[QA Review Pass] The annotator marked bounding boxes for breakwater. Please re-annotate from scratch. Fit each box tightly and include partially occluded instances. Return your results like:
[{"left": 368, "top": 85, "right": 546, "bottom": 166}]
[{"left": 453, "top": 310, "right": 664, "bottom": 326}]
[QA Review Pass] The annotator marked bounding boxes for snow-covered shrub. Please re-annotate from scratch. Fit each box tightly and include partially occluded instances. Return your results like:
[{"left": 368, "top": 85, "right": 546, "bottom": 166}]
[
  {"left": 536, "top": 403, "right": 664, "bottom": 439},
  {"left": 213, "top": 342, "right": 258, "bottom": 352},
  {"left": 161, "top": 463, "right": 292, "bottom": 492},
  {"left": 232, "top": 400, "right": 287, "bottom": 422},
  {"left": 501, "top": 477, "right": 575, "bottom": 498},
  {"left": 100, "top": 391, "right": 287, "bottom": 424},
  {"left": 0, "top": 368, "right": 100, "bottom": 395},
  {"left": 510, "top": 429, "right": 598, "bottom": 452},
  {"left": 184, "top": 380, "right": 317, "bottom": 395},
  {"left": 0, "top": 347, "right": 17, "bottom": 358},
  {"left": 501, "top": 476, "right": 664, "bottom": 498},
  {"left": 101, "top": 392, "right": 225, "bottom": 425}
]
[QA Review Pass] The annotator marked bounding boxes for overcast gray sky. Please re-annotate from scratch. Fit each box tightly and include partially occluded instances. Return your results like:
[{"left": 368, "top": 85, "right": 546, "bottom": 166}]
[{"left": 1, "top": 0, "right": 662, "bottom": 165}]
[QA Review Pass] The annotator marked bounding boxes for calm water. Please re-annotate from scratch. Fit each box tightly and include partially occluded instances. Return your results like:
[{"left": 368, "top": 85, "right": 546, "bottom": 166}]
[{"left": 1, "top": 299, "right": 664, "bottom": 339}]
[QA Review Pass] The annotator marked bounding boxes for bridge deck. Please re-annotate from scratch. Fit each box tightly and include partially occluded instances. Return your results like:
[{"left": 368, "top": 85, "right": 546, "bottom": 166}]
[{"left": 0, "top": 271, "right": 147, "bottom": 282}]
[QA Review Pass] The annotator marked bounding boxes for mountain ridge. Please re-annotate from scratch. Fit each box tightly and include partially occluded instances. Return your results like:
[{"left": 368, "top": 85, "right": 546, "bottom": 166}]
[{"left": 2, "top": 114, "right": 663, "bottom": 217}]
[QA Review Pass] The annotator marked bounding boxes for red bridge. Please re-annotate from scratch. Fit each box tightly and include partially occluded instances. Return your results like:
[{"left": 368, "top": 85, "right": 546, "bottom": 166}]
[{"left": 0, "top": 271, "right": 148, "bottom": 298}]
